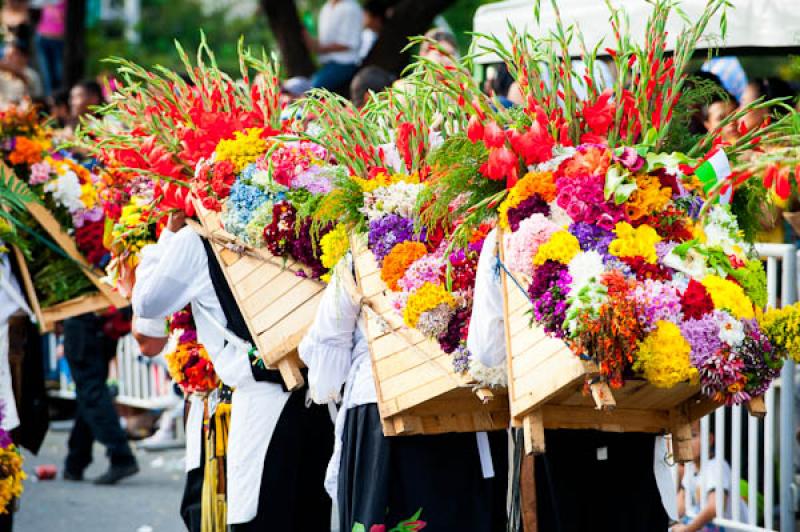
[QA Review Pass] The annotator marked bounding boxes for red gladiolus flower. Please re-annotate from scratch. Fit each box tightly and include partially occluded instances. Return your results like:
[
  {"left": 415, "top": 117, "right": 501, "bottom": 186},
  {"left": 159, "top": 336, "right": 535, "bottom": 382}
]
[
  {"left": 508, "top": 124, "right": 554, "bottom": 166},
  {"left": 581, "top": 88, "right": 614, "bottom": 136},
  {"left": 776, "top": 167, "right": 791, "bottom": 200},
  {"left": 483, "top": 120, "right": 505, "bottom": 148},
  {"left": 763, "top": 164, "right": 779, "bottom": 190},
  {"left": 467, "top": 115, "right": 484, "bottom": 143},
  {"left": 483, "top": 146, "right": 519, "bottom": 184}
]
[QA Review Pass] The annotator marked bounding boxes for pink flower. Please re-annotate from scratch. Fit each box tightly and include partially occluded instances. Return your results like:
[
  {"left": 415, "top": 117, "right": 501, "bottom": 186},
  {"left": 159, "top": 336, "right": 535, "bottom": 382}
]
[
  {"left": 29, "top": 161, "right": 51, "bottom": 185},
  {"left": 504, "top": 213, "right": 560, "bottom": 278}
]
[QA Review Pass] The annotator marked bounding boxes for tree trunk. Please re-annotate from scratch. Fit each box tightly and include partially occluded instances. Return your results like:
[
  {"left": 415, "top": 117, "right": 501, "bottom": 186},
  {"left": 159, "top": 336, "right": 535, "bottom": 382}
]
[
  {"left": 363, "top": 0, "right": 457, "bottom": 75},
  {"left": 260, "top": 0, "right": 315, "bottom": 78},
  {"left": 64, "top": 0, "right": 87, "bottom": 88}
]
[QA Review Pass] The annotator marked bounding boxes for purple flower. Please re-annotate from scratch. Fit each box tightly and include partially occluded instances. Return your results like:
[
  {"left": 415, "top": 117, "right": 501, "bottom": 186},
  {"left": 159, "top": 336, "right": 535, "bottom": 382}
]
[
  {"left": 613, "top": 147, "right": 645, "bottom": 172},
  {"left": 507, "top": 194, "right": 550, "bottom": 231},
  {"left": 451, "top": 347, "right": 471, "bottom": 373},
  {"left": 569, "top": 222, "right": 614, "bottom": 257},
  {"left": 291, "top": 166, "right": 333, "bottom": 195},
  {"left": 528, "top": 260, "right": 571, "bottom": 337},
  {"left": 368, "top": 214, "right": 423, "bottom": 264}
]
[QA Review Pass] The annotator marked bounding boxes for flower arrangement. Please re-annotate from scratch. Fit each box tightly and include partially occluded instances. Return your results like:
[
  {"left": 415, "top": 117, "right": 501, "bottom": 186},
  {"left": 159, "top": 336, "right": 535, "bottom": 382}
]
[
  {"left": 198, "top": 136, "right": 340, "bottom": 280},
  {"left": 352, "top": 509, "right": 427, "bottom": 532},
  {"left": 496, "top": 143, "right": 784, "bottom": 404},
  {"left": 164, "top": 308, "right": 218, "bottom": 394},
  {"left": 0, "top": 404, "right": 25, "bottom": 515},
  {"left": 760, "top": 303, "right": 800, "bottom": 363}
]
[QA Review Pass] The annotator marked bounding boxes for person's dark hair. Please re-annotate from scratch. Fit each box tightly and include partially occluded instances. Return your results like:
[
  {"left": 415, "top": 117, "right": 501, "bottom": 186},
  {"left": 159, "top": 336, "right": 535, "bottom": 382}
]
[
  {"left": 421, "top": 28, "right": 459, "bottom": 57},
  {"left": 51, "top": 87, "right": 70, "bottom": 108},
  {"left": 748, "top": 77, "right": 796, "bottom": 113},
  {"left": 75, "top": 80, "right": 106, "bottom": 105},
  {"left": 489, "top": 63, "right": 514, "bottom": 98},
  {"left": 364, "top": 0, "right": 387, "bottom": 19},
  {"left": 350, "top": 66, "right": 396, "bottom": 107}
]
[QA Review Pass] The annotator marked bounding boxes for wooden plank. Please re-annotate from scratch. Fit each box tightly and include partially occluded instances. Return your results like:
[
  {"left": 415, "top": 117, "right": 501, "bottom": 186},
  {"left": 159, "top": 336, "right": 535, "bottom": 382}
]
[
  {"left": 670, "top": 404, "right": 693, "bottom": 463},
  {"left": 243, "top": 272, "right": 305, "bottom": 319},
  {"left": 12, "top": 245, "right": 44, "bottom": 330},
  {"left": 511, "top": 352, "right": 588, "bottom": 420},
  {"left": 541, "top": 405, "right": 671, "bottom": 433},
  {"left": 524, "top": 411, "right": 545, "bottom": 455},
  {"left": 252, "top": 283, "right": 325, "bottom": 337},
  {"left": 226, "top": 255, "right": 263, "bottom": 284},
  {"left": 258, "top": 290, "right": 325, "bottom": 364},
  {"left": 378, "top": 352, "right": 455, "bottom": 400},
  {"left": 40, "top": 292, "right": 116, "bottom": 330},
  {"left": 234, "top": 260, "right": 288, "bottom": 298}
]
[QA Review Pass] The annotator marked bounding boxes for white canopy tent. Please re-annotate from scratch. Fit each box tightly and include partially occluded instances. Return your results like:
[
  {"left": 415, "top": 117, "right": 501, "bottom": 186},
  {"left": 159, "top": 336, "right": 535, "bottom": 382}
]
[{"left": 472, "top": 0, "right": 800, "bottom": 63}]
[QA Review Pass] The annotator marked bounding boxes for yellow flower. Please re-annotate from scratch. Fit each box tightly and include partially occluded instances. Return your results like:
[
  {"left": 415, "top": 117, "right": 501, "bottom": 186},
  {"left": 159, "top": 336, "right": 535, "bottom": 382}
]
[
  {"left": 320, "top": 223, "right": 349, "bottom": 270},
  {"left": 353, "top": 172, "right": 420, "bottom": 193},
  {"left": 624, "top": 175, "right": 672, "bottom": 221},
  {"left": 215, "top": 128, "right": 268, "bottom": 172},
  {"left": 701, "top": 275, "right": 755, "bottom": 320},
  {"left": 533, "top": 231, "right": 580, "bottom": 265},
  {"left": 403, "top": 282, "right": 455, "bottom": 328},
  {"left": 80, "top": 182, "right": 98, "bottom": 209},
  {"left": 633, "top": 321, "right": 697, "bottom": 388},
  {"left": 608, "top": 222, "right": 662, "bottom": 264},
  {"left": 498, "top": 171, "right": 556, "bottom": 230},
  {"left": 0, "top": 445, "right": 25, "bottom": 514},
  {"left": 760, "top": 303, "right": 800, "bottom": 361}
]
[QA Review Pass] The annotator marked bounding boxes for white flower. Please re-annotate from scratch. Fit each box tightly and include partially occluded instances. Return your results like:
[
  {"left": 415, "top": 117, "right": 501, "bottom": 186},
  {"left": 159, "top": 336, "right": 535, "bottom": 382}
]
[
  {"left": 469, "top": 358, "right": 508, "bottom": 387},
  {"left": 567, "top": 251, "right": 605, "bottom": 298},
  {"left": 362, "top": 182, "right": 425, "bottom": 222},
  {"left": 379, "top": 142, "right": 404, "bottom": 173},
  {"left": 535, "top": 146, "right": 575, "bottom": 172},
  {"left": 44, "top": 170, "right": 83, "bottom": 213},
  {"left": 718, "top": 314, "right": 745, "bottom": 347},
  {"left": 564, "top": 282, "right": 608, "bottom": 336},
  {"left": 548, "top": 201, "right": 572, "bottom": 229},
  {"left": 662, "top": 248, "right": 712, "bottom": 280}
]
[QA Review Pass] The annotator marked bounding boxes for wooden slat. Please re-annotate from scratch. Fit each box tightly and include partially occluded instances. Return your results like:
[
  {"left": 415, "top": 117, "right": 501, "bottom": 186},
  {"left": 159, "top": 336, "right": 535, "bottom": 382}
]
[
  {"left": 251, "top": 281, "right": 324, "bottom": 335},
  {"left": 541, "top": 405, "right": 671, "bottom": 433},
  {"left": 12, "top": 245, "right": 43, "bottom": 329},
  {"left": 258, "top": 291, "right": 325, "bottom": 364},
  {"left": 243, "top": 272, "right": 305, "bottom": 319},
  {"left": 40, "top": 292, "right": 116, "bottom": 330}
]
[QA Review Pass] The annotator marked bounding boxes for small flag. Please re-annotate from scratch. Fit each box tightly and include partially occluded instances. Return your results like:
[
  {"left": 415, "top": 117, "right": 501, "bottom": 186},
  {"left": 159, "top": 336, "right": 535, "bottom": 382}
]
[{"left": 694, "top": 149, "right": 732, "bottom": 204}]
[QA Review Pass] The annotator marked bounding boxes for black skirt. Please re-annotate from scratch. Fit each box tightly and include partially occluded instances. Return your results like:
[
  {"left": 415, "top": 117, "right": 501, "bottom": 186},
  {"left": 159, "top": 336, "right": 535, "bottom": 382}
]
[
  {"left": 534, "top": 429, "right": 669, "bottom": 532},
  {"left": 230, "top": 389, "right": 334, "bottom": 532},
  {"left": 338, "top": 403, "right": 508, "bottom": 532}
]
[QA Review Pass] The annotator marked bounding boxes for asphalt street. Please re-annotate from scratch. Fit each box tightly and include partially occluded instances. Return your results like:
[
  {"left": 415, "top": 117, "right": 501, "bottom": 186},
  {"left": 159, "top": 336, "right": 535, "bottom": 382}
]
[{"left": 15, "top": 422, "right": 186, "bottom": 532}]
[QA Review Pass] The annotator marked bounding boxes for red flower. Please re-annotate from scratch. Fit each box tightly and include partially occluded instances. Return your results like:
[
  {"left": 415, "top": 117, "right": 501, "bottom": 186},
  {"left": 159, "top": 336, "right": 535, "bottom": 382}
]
[
  {"left": 508, "top": 123, "right": 554, "bottom": 166},
  {"left": 581, "top": 88, "right": 614, "bottom": 136},
  {"left": 467, "top": 115, "right": 484, "bottom": 143},
  {"left": 680, "top": 279, "right": 714, "bottom": 320},
  {"left": 483, "top": 120, "right": 505, "bottom": 148},
  {"left": 369, "top": 526, "right": 386, "bottom": 532},
  {"left": 482, "top": 146, "right": 519, "bottom": 184}
]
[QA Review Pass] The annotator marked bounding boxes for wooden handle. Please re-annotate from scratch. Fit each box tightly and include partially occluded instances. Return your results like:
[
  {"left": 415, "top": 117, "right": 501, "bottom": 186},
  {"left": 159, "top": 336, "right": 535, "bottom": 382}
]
[{"left": 277, "top": 358, "right": 304, "bottom": 391}]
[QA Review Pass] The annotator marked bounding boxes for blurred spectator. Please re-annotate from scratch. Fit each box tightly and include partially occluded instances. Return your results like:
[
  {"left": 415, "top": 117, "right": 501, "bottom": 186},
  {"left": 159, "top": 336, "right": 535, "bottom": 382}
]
[
  {"left": 484, "top": 63, "right": 514, "bottom": 108},
  {"left": 701, "top": 89, "right": 738, "bottom": 142},
  {"left": 350, "top": 65, "right": 395, "bottom": 107},
  {"left": 32, "top": 0, "right": 65, "bottom": 96},
  {"left": 46, "top": 86, "right": 68, "bottom": 126},
  {"left": 0, "top": 0, "right": 30, "bottom": 43},
  {"left": 739, "top": 77, "right": 796, "bottom": 132},
  {"left": 701, "top": 57, "right": 748, "bottom": 103},
  {"left": 0, "top": 38, "right": 41, "bottom": 107},
  {"left": 674, "top": 422, "right": 748, "bottom": 532},
  {"left": 420, "top": 28, "right": 459, "bottom": 68},
  {"left": 280, "top": 76, "right": 312, "bottom": 105},
  {"left": 307, "top": 0, "right": 363, "bottom": 91},
  {"left": 69, "top": 79, "right": 104, "bottom": 124},
  {"left": 359, "top": 0, "right": 386, "bottom": 62},
  {"left": 507, "top": 81, "right": 524, "bottom": 106}
]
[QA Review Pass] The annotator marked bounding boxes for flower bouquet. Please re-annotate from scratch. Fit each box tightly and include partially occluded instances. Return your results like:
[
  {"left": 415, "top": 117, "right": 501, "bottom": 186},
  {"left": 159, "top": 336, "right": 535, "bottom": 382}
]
[
  {"left": 411, "top": 0, "right": 794, "bottom": 457},
  {"left": 80, "top": 39, "right": 335, "bottom": 389},
  {"left": 164, "top": 308, "right": 219, "bottom": 394},
  {"left": 0, "top": 404, "right": 25, "bottom": 515},
  {"left": 305, "top": 89, "right": 510, "bottom": 436},
  {"left": 0, "top": 107, "right": 127, "bottom": 331}
]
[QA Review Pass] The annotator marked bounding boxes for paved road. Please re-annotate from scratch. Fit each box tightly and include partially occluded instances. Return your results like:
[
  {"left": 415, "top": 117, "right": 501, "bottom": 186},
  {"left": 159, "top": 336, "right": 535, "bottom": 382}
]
[{"left": 15, "top": 422, "right": 186, "bottom": 532}]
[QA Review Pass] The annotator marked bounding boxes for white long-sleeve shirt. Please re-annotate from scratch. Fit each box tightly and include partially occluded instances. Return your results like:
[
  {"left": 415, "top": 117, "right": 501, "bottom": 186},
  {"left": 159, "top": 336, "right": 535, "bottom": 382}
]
[
  {"left": 468, "top": 228, "right": 678, "bottom": 521},
  {"left": 0, "top": 255, "right": 31, "bottom": 432},
  {"left": 299, "top": 255, "right": 376, "bottom": 498},
  {"left": 132, "top": 226, "right": 290, "bottom": 525}
]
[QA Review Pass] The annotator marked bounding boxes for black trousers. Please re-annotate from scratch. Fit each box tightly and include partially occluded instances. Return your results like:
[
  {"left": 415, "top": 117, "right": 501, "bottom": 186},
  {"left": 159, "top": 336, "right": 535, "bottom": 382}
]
[
  {"left": 230, "top": 389, "right": 334, "bottom": 532},
  {"left": 0, "top": 508, "right": 11, "bottom": 532},
  {"left": 63, "top": 314, "right": 134, "bottom": 473},
  {"left": 180, "top": 449, "right": 204, "bottom": 532},
  {"left": 534, "top": 429, "right": 669, "bottom": 532},
  {"left": 338, "top": 404, "right": 508, "bottom": 532}
]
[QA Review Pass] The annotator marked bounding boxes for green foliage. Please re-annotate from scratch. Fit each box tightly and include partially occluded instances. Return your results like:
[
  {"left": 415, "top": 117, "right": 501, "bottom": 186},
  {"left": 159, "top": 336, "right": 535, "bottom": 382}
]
[
  {"left": 87, "top": 0, "right": 276, "bottom": 76},
  {"left": 660, "top": 75, "right": 726, "bottom": 154},
  {"left": 731, "top": 178, "right": 770, "bottom": 243}
]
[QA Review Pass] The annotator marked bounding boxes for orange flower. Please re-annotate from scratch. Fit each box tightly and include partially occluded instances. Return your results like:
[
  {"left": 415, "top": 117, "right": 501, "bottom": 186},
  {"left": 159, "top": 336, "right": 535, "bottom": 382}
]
[
  {"left": 8, "top": 136, "right": 45, "bottom": 165},
  {"left": 380, "top": 241, "right": 427, "bottom": 291},
  {"left": 625, "top": 175, "right": 672, "bottom": 220},
  {"left": 558, "top": 146, "right": 610, "bottom": 178}
]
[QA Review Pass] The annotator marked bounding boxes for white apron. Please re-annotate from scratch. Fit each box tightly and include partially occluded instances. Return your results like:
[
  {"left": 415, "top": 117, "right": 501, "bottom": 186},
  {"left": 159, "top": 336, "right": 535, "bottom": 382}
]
[{"left": 194, "top": 303, "right": 291, "bottom": 525}]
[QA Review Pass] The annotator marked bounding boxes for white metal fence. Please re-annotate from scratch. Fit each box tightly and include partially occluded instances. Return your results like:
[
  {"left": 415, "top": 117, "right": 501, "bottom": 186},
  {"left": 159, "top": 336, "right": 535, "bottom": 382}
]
[
  {"left": 49, "top": 333, "right": 175, "bottom": 410},
  {"left": 686, "top": 244, "right": 797, "bottom": 531}
]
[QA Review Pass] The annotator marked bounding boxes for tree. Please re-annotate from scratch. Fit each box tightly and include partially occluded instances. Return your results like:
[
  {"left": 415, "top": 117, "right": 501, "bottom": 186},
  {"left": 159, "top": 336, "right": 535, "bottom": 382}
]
[
  {"left": 64, "top": 0, "right": 88, "bottom": 88},
  {"left": 363, "top": 0, "right": 457, "bottom": 75},
  {"left": 260, "top": 0, "right": 315, "bottom": 78}
]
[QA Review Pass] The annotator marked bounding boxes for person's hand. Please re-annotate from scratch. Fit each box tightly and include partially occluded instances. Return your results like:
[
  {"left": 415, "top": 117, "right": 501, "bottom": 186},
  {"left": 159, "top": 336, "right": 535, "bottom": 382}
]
[
  {"left": 671, "top": 524, "right": 690, "bottom": 532},
  {"left": 166, "top": 210, "right": 186, "bottom": 233}
]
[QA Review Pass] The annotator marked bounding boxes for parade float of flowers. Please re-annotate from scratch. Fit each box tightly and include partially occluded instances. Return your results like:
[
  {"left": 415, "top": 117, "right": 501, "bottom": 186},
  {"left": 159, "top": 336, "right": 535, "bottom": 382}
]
[
  {"left": 164, "top": 307, "right": 219, "bottom": 394},
  {"left": 0, "top": 404, "right": 25, "bottom": 515},
  {"left": 394, "top": 0, "right": 798, "bottom": 405}
]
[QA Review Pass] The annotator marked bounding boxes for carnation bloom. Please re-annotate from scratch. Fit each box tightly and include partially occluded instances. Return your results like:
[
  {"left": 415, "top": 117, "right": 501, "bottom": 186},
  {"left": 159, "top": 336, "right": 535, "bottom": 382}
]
[
  {"left": 504, "top": 213, "right": 560, "bottom": 278},
  {"left": 381, "top": 241, "right": 428, "bottom": 291},
  {"left": 701, "top": 275, "right": 755, "bottom": 320},
  {"left": 534, "top": 231, "right": 581, "bottom": 265},
  {"left": 403, "top": 282, "right": 456, "bottom": 329},
  {"left": 567, "top": 250, "right": 604, "bottom": 297},
  {"left": 320, "top": 223, "right": 350, "bottom": 270},
  {"left": 214, "top": 128, "right": 268, "bottom": 173},
  {"left": 633, "top": 320, "right": 697, "bottom": 388},
  {"left": 608, "top": 222, "right": 662, "bottom": 264}
]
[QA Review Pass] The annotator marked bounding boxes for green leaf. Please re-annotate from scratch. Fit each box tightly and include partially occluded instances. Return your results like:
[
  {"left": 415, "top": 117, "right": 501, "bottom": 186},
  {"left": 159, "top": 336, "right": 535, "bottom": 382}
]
[
  {"left": 352, "top": 524, "right": 366, "bottom": 532},
  {"left": 603, "top": 166, "right": 637, "bottom": 204}
]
